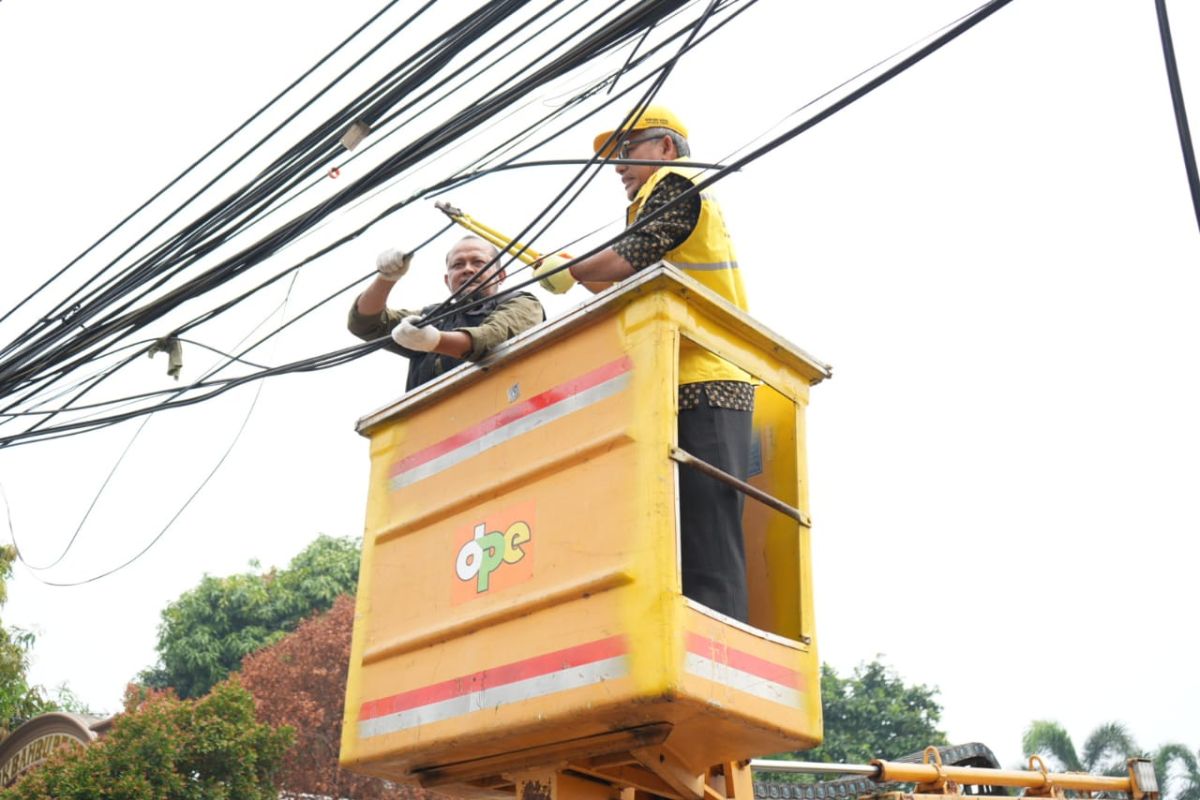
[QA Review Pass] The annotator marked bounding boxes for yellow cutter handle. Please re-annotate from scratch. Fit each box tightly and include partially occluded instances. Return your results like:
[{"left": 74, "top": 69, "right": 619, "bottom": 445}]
[{"left": 435, "top": 200, "right": 545, "bottom": 265}]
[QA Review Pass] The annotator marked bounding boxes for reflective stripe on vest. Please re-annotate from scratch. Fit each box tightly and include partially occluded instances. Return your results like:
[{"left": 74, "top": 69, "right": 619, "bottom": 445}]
[{"left": 628, "top": 161, "right": 750, "bottom": 385}]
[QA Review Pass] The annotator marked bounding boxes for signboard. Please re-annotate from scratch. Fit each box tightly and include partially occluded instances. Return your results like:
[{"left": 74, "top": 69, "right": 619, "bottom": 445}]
[{"left": 0, "top": 713, "right": 102, "bottom": 788}]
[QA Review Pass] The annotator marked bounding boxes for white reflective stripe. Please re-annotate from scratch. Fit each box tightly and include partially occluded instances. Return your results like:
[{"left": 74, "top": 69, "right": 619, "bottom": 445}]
[
  {"left": 678, "top": 260, "right": 739, "bottom": 272},
  {"left": 358, "top": 655, "right": 630, "bottom": 738},
  {"left": 684, "top": 652, "right": 802, "bottom": 708},
  {"left": 389, "top": 372, "right": 631, "bottom": 490}
]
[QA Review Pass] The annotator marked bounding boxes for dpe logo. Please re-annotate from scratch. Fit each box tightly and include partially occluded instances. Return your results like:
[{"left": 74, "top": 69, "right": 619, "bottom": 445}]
[{"left": 452, "top": 501, "right": 535, "bottom": 603}]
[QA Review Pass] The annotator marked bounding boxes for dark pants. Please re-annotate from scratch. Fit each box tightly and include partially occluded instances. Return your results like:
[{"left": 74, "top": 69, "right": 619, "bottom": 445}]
[{"left": 678, "top": 393, "right": 753, "bottom": 623}]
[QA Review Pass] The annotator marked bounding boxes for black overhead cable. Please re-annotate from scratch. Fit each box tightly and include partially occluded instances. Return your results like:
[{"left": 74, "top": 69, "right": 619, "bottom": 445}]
[
  {"left": 423, "top": 0, "right": 1020, "bottom": 328},
  {"left": 278, "top": 0, "right": 688, "bottom": 221},
  {"left": 227, "top": 0, "right": 599, "bottom": 244},
  {"left": 10, "top": 267, "right": 312, "bottom": 582},
  {"left": 27, "top": 0, "right": 479, "bottom": 338},
  {"left": 181, "top": 2, "right": 735, "bottom": 362},
  {"left": 0, "top": 0, "right": 1019, "bottom": 452},
  {"left": 0, "top": 0, "right": 732, "bottom": 584},
  {"left": 0, "top": 0, "right": 409, "bottom": 333},
  {"left": 2, "top": 0, "right": 686, "bottom": 402},
  {"left": 426, "top": 0, "right": 751, "bottom": 315},
  {"left": 1, "top": 220, "right": 454, "bottom": 443},
  {"left": 0, "top": 0, "right": 510, "bottom": 369},
  {"left": 1154, "top": 0, "right": 1200, "bottom": 235},
  {"left": 421, "top": 0, "right": 744, "bottom": 200},
  {"left": 0, "top": 0, "right": 438, "bottom": 356},
  {"left": 0, "top": 0, "right": 688, "bottom": 408},
  {"left": 0, "top": 339, "right": 382, "bottom": 448},
  {"left": 29, "top": 373, "right": 271, "bottom": 587}
]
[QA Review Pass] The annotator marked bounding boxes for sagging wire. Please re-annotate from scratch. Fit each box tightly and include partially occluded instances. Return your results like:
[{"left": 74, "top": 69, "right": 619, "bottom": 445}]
[
  {"left": 0, "top": 0, "right": 409, "bottom": 332},
  {"left": 2, "top": 0, "right": 676, "bottom": 402},
  {"left": 426, "top": 0, "right": 733, "bottom": 192},
  {"left": 0, "top": 340, "right": 381, "bottom": 449},
  {"left": 1, "top": 0, "right": 1026, "bottom": 581},
  {"left": 0, "top": 0, "right": 436, "bottom": 353},
  {"left": 1, "top": 0, "right": 759, "bottom": 442},
  {"left": 255, "top": 0, "right": 632, "bottom": 227},
  {"left": 424, "top": 0, "right": 759, "bottom": 205},
  {"left": 711, "top": 0, "right": 993, "bottom": 176},
  {"left": 0, "top": 0, "right": 687, "bottom": 412},
  {"left": 11, "top": 413, "right": 154, "bottom": 572},
  {"left": 0, "top": 0, "right": 509, "bottom": 391},
  {"left": 7, "top": 0, "right": 883, "bottom": 443},
  {"left": 27, "top": 372, "right": 270, "bottom": 587},
  {"left": 422, "top": 0, "right": 735, "bottom": 319},
  {"left": 10, "top": 261, "right": 305, "bottom": 582},
  {"left": 0, "top": 222, "right": 454, "bottom": 446},
  {"left": 421, "top": 0, "right": 1019, "bottom": 329},
  {"left": 7, "top": 0, "right": 597, "bottom": 400}
]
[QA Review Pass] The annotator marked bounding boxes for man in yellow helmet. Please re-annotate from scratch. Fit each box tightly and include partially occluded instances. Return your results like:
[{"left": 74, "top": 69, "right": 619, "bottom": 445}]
[{"left": 535, "top": 106, "right": 753, "bottom": 623}]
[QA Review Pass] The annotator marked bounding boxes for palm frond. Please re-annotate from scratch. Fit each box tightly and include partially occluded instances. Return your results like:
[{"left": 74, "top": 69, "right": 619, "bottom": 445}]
[
  {"left": 1023, "top": 720, "right": 1084, "bottom": 773},
  {"left": 1082, "top": 722, "right": 1140, "bottom": 773},
  {"left": 1155, "top": 744, "right": 1200, "bottom": 800}
]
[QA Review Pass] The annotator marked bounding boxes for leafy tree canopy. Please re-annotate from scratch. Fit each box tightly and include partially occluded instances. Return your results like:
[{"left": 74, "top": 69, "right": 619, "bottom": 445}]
[
  {"left": 140, "top": 535, "right": 360, "bottom": 698},
  {"left": 240, "top": 594, "right": 420, "bottom": 799},
  {"left": 0, "top": 680, "right": 293, "bottom": 800},
  {"left": 1024, "top": 720, "right": 1200, "bottom": 800},
  {"left": 1155, "top": 743, "right": 1200, "bottom": 800},
  {"left": 1023, "top": 719, "right": 1138, "bottom": 775},
  {"left": 0, "top": 545, "right": 54, "bottom": 733},
  {"left": 773, "top": 659, "right": 948, "bottom": 769}
]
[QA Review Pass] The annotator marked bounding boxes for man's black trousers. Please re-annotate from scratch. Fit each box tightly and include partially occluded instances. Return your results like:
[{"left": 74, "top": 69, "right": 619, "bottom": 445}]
[{"left": 678, "top": 393, "right": 753, "bottom": 623}]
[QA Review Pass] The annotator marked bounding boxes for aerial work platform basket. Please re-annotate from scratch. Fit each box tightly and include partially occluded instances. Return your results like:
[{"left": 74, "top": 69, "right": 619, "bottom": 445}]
[{"left": 341, "top": 266, "right": 832, "bottom": 794}]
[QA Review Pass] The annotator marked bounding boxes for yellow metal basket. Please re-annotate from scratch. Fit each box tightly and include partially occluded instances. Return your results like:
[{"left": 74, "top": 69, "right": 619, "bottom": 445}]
[{"left": 341, "top": 266, "right": 831, "bottom": 790}]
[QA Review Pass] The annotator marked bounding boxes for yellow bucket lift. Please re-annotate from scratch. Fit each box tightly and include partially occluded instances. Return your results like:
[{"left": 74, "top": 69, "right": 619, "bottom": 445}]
[
  {"left": 340, "top": 249, "right": 1165, "bottom": 800},
  {"left": 340, "top": 265, "right": 830, "bottom": 796}
]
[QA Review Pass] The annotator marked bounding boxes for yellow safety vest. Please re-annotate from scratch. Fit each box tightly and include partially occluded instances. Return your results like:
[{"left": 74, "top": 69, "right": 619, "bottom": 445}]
[{"left": 628, "top": 161, "right": 750, "bottom": 385}]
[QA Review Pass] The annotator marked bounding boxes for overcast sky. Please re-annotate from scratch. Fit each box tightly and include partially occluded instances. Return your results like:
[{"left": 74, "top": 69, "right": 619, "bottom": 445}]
[{"left": 0, "top": 0, "right": 1197, "bottom": 773}]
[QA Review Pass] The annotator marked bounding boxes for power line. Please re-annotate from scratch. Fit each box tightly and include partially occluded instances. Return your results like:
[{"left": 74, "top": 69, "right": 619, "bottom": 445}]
[
  {"left": 1154, "top": 0, "right": 1200, "bottom": 234},
  {"left": 0, "top": 0, "right": 418, "bottom": 335},
  {"left": 2, "top": 0, "right": 1017, "bottom": 445},
  {"left": 421, "top": 0, "right": 1019, "bottom": 329},
  {"left": 0, "top": 0, "right": 692, "bottom": 413}
]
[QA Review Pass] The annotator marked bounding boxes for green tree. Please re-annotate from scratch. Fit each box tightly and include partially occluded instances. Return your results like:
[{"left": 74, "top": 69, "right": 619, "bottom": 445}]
[
  {"left": 0, "top": 545, "right": 53, "bottom": 733},
  {"left": 1024, "top": 722, "right": 1199, "bottom": 800},
  {"left": 240, "top": 594, "right": 423, "bottom": 799},
  {"left": 0, "top": 679, "right": 293, "bottom": 800},
  {"left": 1155, "top": 744, "right": 1200, "bottom": 800},
  {"left": 771, "top": 659, "right": 948, "bottom": 770},
  {"left": 1022, "top": 720, "right": 1139, "bottom": 776},
  {"left": 807, "top": 660, "right": 949, "bottom": 763},
  {"left": 140, "top": 535, "right": 361, "bottom": 698}
]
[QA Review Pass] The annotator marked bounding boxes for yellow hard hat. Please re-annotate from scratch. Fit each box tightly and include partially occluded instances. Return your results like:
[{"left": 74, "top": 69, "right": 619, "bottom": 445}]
[{"left": 592, "top": 105, "right": 689, "bottom": 155}]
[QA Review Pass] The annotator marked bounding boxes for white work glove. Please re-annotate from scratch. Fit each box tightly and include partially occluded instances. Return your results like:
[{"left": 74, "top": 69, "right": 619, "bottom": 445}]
[
  {"left": 376, "top": 248, "right": 412, "bottom": 281},
  {"left": 391, "top": 316, "right": 440, "bottom": 352},
  {"left": 532, "top": 253, "right": 576, "bottom": 295}
]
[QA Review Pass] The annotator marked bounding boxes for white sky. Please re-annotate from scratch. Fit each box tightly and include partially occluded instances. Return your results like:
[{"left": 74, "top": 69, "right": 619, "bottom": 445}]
[{"left": 1, "top": 0, "right": 1197, "bottom": 772}]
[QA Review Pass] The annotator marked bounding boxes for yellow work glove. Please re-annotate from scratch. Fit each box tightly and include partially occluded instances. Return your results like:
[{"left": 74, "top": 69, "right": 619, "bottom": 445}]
[{"left": 532, "top": 253, "right": 576, "bottom": 295}]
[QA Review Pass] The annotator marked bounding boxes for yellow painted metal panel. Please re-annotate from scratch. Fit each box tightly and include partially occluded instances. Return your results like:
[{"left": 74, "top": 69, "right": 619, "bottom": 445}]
[{"left": 342, "top": 268, "right": 829, "bottom": 784}]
